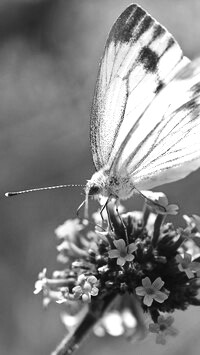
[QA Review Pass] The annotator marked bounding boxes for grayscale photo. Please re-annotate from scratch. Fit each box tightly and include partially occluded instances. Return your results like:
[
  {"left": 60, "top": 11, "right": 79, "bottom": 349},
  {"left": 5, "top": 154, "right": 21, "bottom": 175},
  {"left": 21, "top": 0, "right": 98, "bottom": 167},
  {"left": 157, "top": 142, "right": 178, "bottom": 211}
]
[{"left": 1, "top": 1, "right": 200, "bottom": 355}]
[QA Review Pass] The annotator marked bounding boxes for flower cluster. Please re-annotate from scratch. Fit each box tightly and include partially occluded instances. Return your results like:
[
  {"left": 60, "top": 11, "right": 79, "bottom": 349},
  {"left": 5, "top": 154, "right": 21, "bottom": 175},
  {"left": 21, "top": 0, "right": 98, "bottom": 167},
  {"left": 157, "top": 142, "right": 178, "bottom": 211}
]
[{"left": 34, "top": 192, "right": 200, "bottom": 354}]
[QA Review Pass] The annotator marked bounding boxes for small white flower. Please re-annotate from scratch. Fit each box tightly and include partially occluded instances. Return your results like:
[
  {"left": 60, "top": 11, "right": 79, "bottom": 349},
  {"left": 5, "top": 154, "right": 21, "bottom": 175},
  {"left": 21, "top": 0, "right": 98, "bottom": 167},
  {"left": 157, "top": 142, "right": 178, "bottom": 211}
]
[
  {"left": 149, "top": 315, "right": 178, "bottom": 344},
  {"left": 34, "top": 268, "right": 47, "bottom": 294},
  {"left": 108, "top": 239, "right": 137, "bottom": 266},
  {"left": 72, "top": 275, "right": 99, "bottom": 303},
  {"left": 55, "top": 219, "right": 84, "bottom": 239},
  {"left": 135, "top": 277, "right": 168, "bottom": 307},
  {"left": 176, "top": 252, "right": 200, "bottom": 278}
]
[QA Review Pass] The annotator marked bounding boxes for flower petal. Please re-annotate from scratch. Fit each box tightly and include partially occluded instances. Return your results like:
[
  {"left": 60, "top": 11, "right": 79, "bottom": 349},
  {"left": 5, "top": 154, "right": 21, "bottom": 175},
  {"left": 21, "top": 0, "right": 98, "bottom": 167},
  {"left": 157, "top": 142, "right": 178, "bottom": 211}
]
[
  {"left": 192, "top": 214, "right": 200, "bottom": 231},
  {"left": 157, "top": 315, "right": 165, "bottom": 324},
  {"left": 156, "top": 333, "right": 166, "bottom": 345},
  {"left": 108, "top": 249, "right": 120, "bottom": 258},
  {"left": 34, "top": 280, "right": 43, "bottom": 294},
  {"left": 77, "top": 274, "right": 86, "bottom": 284},
  {"left": 142, "top": 277, "right": 151, "bottom": 288},
  {"left": 114, "top": 239, "right": 126, "bottom": 251},
  {"left": 190, "top": 262, "right": 200, "bottom": 272},
  {"left": 87, "top": 276, "right": 97, "bottom": 284},
  {"left": 185, "top": 269, "right": 194, "bottom": 279},
  {"left": 153, "top": 291, "right": 168, "bottom": 303},
  {"left": 72, "top": 285, "right": 82, "bottom": 298},
  {"left": 184, "top": 252, "right": 192, "bottom": 263},
  {"left": 135, "top": 286, "right": 146, "bottom": 296},
  {"left": 91, "top": 287, "right": 99, "bottom": 296},
  {"left": 167, "top": 204, "right": 179, "bottom": 215},
  {"left": 125, "top": 254, "right": 135, "bottom": 262},
  {"left": 149, "top": 323, "right": 160, "bottom": 333},
  {"left": 82, "top": 293, "right": 91, "bottom": 303},
  {"left": 176, "top": 254, "right": 183, "bottom": 263},
  {"left": 178, "top": 263, "right": 184, "bottom": 272},
  {"left": 128, "top": 243, "right": 137, "bottom": 253},
  {"left": 143, "top": 294, "right": 153, "bottom": 307},
  {"left": 165, "top": 327, "right": 178, "bottom": 337},
  {"left": 162, "top": 316, "right": 174, "bottom": 327},
  {"left": 72, "top": 285, "right": 82, "bottom": 293},
  {"left": 117, "top": 257, "right": 125, "bottom": 266},
  {"left": 152, "top": 277, "right": 164, "bottom": 290}
]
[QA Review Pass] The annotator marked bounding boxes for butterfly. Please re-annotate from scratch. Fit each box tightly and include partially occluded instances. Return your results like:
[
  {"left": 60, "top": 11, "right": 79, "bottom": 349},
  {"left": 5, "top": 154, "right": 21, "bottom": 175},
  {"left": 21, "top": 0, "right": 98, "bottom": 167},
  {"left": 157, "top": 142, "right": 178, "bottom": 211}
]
[{"left": 85, "top": 3, "right": 200, "bottom": 209}]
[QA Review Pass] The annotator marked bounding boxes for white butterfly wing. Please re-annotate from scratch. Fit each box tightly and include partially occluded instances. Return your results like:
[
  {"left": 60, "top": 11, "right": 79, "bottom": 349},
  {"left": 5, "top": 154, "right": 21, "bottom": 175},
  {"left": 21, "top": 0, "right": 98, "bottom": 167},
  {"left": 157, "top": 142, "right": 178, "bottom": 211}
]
[
  {"left": 125, "top": 58, "right": 200, "bottom": 190},
  {"left": 90, "top": 4, "right": 186, "bottom": 172}
]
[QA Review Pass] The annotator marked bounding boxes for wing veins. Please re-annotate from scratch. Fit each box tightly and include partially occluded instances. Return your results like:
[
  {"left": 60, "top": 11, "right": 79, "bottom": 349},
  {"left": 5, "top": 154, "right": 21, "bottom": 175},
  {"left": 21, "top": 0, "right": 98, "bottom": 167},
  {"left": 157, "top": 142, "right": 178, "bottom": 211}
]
[
  {"left": 126, "top": 96, "right": 198, "bottom": 175},
  {"left": 134, "top": 118, "right": 200, "bottom": 174},
  {"left": 142, "top": 148, "right": 200, "bottom": 175}
]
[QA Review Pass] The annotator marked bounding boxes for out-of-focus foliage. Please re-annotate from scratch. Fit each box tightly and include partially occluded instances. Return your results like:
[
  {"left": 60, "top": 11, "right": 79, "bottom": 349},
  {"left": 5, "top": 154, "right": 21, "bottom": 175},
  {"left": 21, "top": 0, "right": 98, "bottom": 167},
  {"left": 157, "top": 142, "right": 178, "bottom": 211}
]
[{"left": 1, "top": 1, "right": 200, "bottom": 355}]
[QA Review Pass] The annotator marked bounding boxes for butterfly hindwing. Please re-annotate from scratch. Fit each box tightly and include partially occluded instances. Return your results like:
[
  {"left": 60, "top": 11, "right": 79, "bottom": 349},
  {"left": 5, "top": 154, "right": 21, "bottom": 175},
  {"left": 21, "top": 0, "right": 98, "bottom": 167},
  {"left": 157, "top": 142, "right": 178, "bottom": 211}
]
[{"left": 90, "top": 4, "right": 185, "bottom": 172}]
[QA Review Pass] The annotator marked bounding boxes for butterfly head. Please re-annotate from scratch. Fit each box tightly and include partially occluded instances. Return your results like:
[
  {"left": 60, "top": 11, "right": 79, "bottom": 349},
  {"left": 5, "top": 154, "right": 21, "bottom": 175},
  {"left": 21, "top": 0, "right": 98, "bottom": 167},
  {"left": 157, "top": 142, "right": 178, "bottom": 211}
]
[
  {"left": 83, "top": 170, "right": 108, "bottom": 218},
  {"left": 85, "top": 170, "right": 108, "bottom": 198}
]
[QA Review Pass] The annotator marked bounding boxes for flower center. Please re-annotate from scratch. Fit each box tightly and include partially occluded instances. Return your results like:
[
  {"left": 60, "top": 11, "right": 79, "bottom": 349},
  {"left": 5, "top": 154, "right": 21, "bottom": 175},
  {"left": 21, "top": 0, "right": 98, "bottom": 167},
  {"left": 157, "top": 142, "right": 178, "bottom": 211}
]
[
  {"left": 146, "top": 287, "right": 155, "bottom": 295},
  {"left": 181, "top": 261, "right": 188, "bottom": 269},
  {"left": 159, "top": 324, "right": 167, "bottom": 331},
  {"left": 120, "top": 250, "right": 128, "bottom": 258}
]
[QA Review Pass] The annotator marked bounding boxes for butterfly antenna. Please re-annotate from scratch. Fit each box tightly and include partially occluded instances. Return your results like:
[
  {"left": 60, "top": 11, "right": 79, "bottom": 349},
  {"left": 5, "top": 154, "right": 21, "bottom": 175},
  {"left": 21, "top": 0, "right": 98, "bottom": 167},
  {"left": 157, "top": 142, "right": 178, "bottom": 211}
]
[{"left": 5, "top": 184, "right": 85, "bottom": 197}]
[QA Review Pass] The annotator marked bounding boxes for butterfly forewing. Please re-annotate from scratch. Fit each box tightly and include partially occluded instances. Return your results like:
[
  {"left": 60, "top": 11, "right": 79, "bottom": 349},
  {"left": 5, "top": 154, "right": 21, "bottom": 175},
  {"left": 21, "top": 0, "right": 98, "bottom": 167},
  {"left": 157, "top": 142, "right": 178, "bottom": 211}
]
[{"left": 90, "top": 4, "right": 185, "bottom": 173}]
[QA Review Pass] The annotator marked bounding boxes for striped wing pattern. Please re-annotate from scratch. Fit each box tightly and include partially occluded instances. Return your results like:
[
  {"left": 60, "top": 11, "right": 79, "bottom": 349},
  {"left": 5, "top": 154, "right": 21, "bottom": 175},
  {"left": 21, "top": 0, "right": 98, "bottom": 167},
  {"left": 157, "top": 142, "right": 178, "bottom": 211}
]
[{"left": 90, "top": 4, "right": 185, "bottom": 172}]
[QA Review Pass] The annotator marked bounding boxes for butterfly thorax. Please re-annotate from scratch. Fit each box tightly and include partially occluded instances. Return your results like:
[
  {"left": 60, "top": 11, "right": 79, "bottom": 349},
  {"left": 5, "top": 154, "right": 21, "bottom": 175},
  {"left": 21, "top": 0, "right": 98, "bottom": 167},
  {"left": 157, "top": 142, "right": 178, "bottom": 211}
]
[{"left": 86, "top": 169, "right": 135, "bottom": 200}]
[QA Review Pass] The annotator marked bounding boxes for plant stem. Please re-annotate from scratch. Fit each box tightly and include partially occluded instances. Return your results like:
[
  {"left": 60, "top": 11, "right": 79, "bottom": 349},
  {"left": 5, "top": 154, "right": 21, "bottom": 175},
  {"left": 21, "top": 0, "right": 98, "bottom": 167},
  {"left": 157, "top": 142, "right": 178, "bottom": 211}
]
[
  {"left": 51, "top": 293, "right": 116, "bottom": 355},
  {"left": 51, "top": 312, "right": 97, "bottom": 355}
]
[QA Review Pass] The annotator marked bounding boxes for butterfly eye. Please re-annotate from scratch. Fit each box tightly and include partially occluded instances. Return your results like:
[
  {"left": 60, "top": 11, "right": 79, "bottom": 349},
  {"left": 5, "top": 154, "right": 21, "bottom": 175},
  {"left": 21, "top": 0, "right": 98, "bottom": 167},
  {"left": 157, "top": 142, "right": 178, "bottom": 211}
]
[{"left": 88, "top": 185, "right": 100, "bottom": 196}]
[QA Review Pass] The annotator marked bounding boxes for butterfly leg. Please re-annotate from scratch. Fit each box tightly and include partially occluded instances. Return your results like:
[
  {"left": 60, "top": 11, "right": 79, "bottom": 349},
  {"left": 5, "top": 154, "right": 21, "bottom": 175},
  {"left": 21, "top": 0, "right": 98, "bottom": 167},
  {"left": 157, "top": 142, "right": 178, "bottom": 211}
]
[
  {"left": 100, "top": 197, "right": 114, "bottom": 231},
  {"left": 134, "top": 187, "right": 167, "bottom": 213},
  {"left": 115, "top": 199, "right": 129, "bottom": 245},
  {"left": 77, "top": 199, "right": 86, "bottom": 218}
]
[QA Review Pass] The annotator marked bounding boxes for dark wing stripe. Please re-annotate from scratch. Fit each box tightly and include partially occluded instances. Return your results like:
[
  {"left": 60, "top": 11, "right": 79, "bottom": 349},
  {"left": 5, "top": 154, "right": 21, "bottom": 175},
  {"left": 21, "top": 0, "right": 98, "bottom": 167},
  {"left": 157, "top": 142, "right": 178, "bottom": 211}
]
[
  {"left": 133, "top": 14, "right": 154, "bottom": 42},
  {"left": 108, "top": 24, "right": 181, "bottom": 161},
  {"left": 151, "top": 24, "right": 165, "bottom": 41},
  {"left": 90, "top": 4, "right": 184, "bottom": 171},
  {"left": 109, "top": 5, "right": 145, "bottom": 44}
]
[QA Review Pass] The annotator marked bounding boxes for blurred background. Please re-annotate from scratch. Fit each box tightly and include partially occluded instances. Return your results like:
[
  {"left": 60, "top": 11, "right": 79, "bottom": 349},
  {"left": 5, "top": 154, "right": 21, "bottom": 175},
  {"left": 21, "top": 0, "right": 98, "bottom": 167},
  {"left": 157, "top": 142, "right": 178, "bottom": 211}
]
[{"left": 1, "top": 0, "right": 200, "bottom": 354}]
